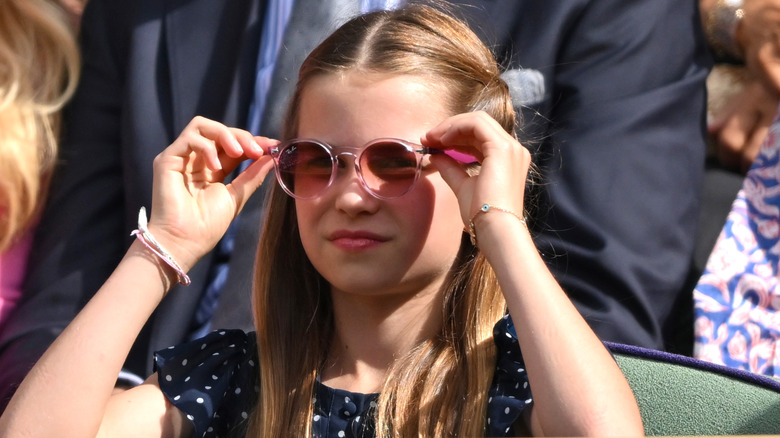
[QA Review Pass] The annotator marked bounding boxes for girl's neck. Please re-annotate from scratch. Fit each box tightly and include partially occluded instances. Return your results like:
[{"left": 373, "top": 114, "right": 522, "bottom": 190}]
[{"left": 320, "top": 287, "right": 444, "bottom": 393}]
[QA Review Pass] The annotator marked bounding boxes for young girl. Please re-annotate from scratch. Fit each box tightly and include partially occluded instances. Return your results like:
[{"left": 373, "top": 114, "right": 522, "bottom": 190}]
[{"left": 0, "top": 5, "right": 644, "bottom": 437}]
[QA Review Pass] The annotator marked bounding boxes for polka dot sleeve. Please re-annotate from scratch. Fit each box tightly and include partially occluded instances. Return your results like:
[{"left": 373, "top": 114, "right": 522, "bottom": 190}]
[
  {"left": 154, "top": 329, "right": 260, "bottom": 438},
  {"left": 486, "top": 315, "right": 533, "bottom": 436}
]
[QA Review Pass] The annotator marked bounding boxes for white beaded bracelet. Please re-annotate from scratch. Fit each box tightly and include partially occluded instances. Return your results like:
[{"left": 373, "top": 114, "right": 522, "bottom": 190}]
[
  {"left": 467, "top": 203, "right": 526, "bottom": 247},
  {"left": 130, "top": 207, "right": 191, "bottom": 286}
]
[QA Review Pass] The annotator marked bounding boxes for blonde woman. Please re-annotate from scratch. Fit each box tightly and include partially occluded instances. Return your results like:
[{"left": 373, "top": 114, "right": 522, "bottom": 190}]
[{"left": 0, "top": 0, "right": 80, "bottom": 325}]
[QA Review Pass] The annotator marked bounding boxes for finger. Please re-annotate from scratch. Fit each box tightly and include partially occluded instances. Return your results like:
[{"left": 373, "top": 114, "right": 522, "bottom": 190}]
[
  {"left": 216, "top": 135, "right": 279, "bottom": 177},
  {"left": 715, "top": 105, "right": 754, "bottom": 171},
  {"left": 206, "top": 126, "right": 260, "bottom": 172},
  {"left": 425, "top": 111, "right": 510, "bottom": 154},
  {"left": 225, "top": 127, "right": 265, "bottom": 159},
  {"left": 254, "top": 136, "right": 281, "bottom": 153},
  {"left": 707, "top": 105, "right": 732, "bottom": 134},
  {"left": 227, "top": 156, "right": 275, "bottom": 214},
  {"left": 163, "top": 117, "right": 232, "bottom": 171},
  {"left": 178, "top": 117, "right": 261, "bottom": 168},
  {"left": 430, "top": 153, "right": 470, "bottom": 193},
  {"left": 742, "top": 122, "right": 770, "bottom": 172},
  {"left": 429, "top": 154, "right": 474, "bottom": 223},
  {"left": 757, "top": 41, "right": 780, "bottom": 92},
  {"left": 156, "top": 131, "right": 223, "bottom": 174},
  {"left": 426, "top": 112, "right": 531, "bottom": 209},
  {"left": 717, "top": 115, "right": 749, "bottom": 153},
  {"left": 707, "top": 119, "right": 725, "bottom": 135}
]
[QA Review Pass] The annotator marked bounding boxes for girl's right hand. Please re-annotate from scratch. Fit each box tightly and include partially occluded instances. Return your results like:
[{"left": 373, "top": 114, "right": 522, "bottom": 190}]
[
  {"left": 145, "top": 116, "right": 275, "bottom": 274},
  {"left": 423, "top": 111, "right": 531, "bottom": 232}
]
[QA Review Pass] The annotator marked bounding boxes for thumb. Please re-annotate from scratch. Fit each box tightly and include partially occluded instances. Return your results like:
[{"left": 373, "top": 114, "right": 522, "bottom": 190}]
[
  {"left": 430, "top": 154, "right": 469, "bottom": 195},
  {"left": 228, "top": 156, "right": 275, "bottom": 215}
]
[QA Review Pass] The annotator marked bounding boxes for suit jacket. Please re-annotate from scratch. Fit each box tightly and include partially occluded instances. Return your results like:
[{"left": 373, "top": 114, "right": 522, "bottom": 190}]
[
  {"left": 480, "top": 1, "right": 710, "bottom": 353},
  {"left": 0, "top": 0, "right": 708, "bottom": 409}
]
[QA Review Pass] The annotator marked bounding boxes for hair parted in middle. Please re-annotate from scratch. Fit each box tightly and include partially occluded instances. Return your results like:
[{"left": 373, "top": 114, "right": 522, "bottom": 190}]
[{"left": 250, "top": 4, "right": 518, "bottom": 437}]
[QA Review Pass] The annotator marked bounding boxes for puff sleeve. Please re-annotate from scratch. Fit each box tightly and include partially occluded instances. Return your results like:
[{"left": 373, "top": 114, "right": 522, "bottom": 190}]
[{"left": 154, "top": 329, "right": 260, "bottom": 438}]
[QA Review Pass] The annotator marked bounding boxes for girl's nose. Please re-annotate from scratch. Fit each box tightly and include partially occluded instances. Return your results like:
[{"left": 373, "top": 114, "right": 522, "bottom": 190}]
[{"left": 330, "top": 156, "right": 380, "bottom": 215}]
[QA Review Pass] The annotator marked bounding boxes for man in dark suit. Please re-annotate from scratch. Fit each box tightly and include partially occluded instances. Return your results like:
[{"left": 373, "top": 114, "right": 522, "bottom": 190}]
[
  {"left": 0, "top": 0, "right": 709, "bottom": 409},
  {"left": 488, "top": 1, "right": 710, "bottom": 353}
]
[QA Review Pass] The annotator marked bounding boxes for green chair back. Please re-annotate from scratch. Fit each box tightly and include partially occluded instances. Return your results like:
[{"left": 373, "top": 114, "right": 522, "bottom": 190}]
[{"left": 609, "top": 343, "right": 780, "bottom": 436}]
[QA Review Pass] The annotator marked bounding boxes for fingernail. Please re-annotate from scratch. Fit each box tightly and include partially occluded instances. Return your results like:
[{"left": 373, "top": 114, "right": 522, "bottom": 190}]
[{"left": 252, "top": 140, "right": 263, "bottom": 154}]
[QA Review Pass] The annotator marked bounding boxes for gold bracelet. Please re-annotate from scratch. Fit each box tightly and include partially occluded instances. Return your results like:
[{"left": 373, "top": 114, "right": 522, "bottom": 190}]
[{"left": 467, "top": 203, "right": 526, "bottom": 247}]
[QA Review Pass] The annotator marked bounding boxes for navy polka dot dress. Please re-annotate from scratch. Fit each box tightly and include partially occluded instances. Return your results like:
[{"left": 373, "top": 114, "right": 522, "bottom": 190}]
[{"left": 154, "top": 315, "right": 531, "bottom": 437}]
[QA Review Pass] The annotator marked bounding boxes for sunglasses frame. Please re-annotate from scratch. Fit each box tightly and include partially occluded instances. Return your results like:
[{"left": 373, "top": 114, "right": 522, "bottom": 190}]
[{"left": 268, "top": 137, "right": 436, "bottom": 200}]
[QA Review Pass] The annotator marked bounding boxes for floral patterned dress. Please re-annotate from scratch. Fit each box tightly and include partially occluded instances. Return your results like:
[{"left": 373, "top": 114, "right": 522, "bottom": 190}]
[{"left": 695, "top": 104, "right": 780, "bottom": 376}]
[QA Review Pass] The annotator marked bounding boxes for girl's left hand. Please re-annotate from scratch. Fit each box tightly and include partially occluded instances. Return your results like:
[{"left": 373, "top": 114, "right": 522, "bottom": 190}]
[{"left": 423, "top": 111, "right": 531, "bottom": 227}]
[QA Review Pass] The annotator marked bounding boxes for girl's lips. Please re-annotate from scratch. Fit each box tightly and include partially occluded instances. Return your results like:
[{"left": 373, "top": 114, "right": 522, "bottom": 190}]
[{"left": 328, "top": 230, "right": 389, "bottom": 251}]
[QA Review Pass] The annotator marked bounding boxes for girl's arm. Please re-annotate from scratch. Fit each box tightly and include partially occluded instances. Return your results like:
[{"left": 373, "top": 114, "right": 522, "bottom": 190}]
[
  {"left": 0, "top": 117, "right": 274, "bottom": 438},
  {"left": 475, "top": 210, "right": 643, "bottom": 436},
  {"left": 428, "top": 111, "right": 644, "bottom": 437}
]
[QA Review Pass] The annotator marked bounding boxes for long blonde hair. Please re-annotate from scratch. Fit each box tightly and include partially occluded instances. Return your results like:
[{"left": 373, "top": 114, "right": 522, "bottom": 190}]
[
  {"left": 0, "top": 0, "right": 80, "bottom": 251},
  {"left": 251, "top": 4, "right": 517, "bottom": 437}
]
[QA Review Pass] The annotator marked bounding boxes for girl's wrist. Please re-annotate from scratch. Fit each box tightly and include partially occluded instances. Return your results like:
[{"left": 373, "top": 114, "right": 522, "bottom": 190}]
[
  {"left": 130, "top": 207, "right": 193, "bottom": 286},
  {"left": 126, "top": 239, "right": 181, "bottom": 294},
  {"left": 467, "top": 203, "right": 526, "bottom": 248},
  {"left": 469, "top": 206, "right": 535, "bottom": 262}
]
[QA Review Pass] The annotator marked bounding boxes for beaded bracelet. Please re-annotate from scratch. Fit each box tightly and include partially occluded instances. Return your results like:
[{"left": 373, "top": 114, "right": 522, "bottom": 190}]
[
  {"left": 467, "top": 203, "right": 526, "bottom": 247},
  {"left": 130, "top": 207, "right": 191, "bottom": 286}
]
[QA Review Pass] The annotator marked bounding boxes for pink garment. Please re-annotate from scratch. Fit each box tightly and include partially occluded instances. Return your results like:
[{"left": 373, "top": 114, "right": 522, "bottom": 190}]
[{"left": 0, "top": 226, "right": 34, "bottom": 326}]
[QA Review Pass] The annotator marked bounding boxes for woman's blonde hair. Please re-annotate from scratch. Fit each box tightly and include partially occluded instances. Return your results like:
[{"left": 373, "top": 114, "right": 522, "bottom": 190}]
[
  {"left": 0, "top": 0, "right": 80, "bottom": 251},
  {"left": 251, "top": 4, "right": 516, "bottom": 437}
]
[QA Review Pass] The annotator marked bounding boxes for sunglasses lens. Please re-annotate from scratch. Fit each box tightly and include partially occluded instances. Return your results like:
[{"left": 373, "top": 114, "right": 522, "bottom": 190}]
[
  {"left": 276, "top": 141, "right": 333, "bottom": 198},
  {"left": 360, "top": 141, "right": 419, "bottom": 198}
]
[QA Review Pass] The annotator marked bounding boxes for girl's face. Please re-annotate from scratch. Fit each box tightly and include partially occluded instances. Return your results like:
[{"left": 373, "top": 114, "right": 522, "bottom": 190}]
[{"left": 294, "top": 72, "right": 465, "bottom": 301}]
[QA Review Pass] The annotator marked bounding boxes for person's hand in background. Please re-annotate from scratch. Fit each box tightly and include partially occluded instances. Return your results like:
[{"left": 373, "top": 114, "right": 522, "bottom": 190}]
[
  {"left": 737, "top": 0, "right": 780, "bottom": 91},
  {"left": 708, "top": 69, "right": 779, "bottom": 172}
]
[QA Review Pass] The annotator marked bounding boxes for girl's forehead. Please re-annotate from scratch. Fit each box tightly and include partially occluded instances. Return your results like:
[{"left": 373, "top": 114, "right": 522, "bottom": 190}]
[
  {"left": 303, "top": 71, "right": 450, "bottom": 106},
  {"left": 297, "top": 72, "right": 452, "bottom": 143}
]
